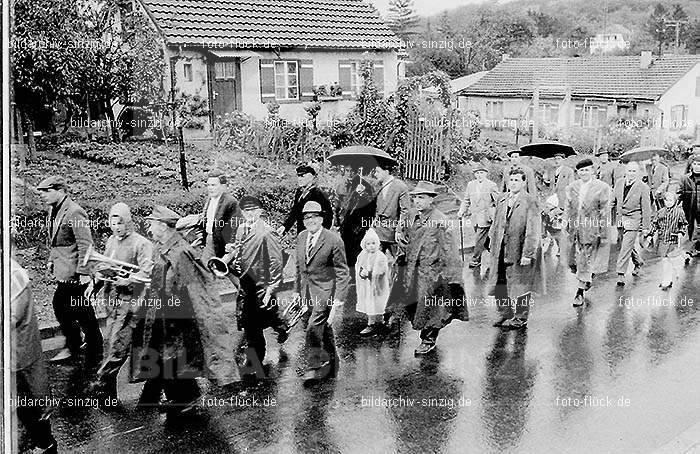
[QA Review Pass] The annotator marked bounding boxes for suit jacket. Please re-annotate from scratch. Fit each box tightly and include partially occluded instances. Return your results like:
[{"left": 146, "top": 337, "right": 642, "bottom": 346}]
[
  {"left": 678, "top": 173, "right": 700, "bottom": 240},
  {"left": 649, "top": 163, "right": 670, "bottom": 197},
  {"left": 554, "top": 165, "right": 575, "bottom": 209},
  {"left": 564, "top": 179, "right": 612, "bottom": 245},
  {"left": 486, "top": 191, "right": 543, "bottom": 298},
  {"left": 46, "top": 196, "right": 94, "bottom": 281},
  {"left": 283, "top": 185, "right": 333, "bottom": 234},
  {"left": 201, "top": 192, "right": 241, "bottom": 258},
  {"left": 295, "top": 228, "right": 350, "bottom": 306},
  {"left": 373, "top": 177, "right": 410, "bottom": 242},
  {"left": 597, "top": 161, "right": 618, "bottom": 188},
  {"left": 613, "top": 178, "right": 652, "bottom": 231},
  {"left": 501, "top": 163, "right": 537, "bottom": 194},
  {"left": 459, "top": 178, "right": 500, "bottom": 227}
]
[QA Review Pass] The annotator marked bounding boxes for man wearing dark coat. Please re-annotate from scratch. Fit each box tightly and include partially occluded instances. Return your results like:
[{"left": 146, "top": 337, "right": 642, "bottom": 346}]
[
  {"left": 293, "top": 201, "right": 350, "bottom": 385},
  {"left": 37, "top": 175, "right": 103, "bottom": 364},
  {"left": 338, "top": 171, "right": 376, "bottom": 267},
  {"left": 564, "top": 159, "right": 612, "bottom": 307},
  {"left": 372, "top": 164, "right": 410, "bottom": 253},
  {"left": 230, "top": 195, "right": 290, "bottom": 369},
  {"left": 200, "top": 170, "right": 242, "bottom": 263},
  {"left": 678, "top": 155, "right": 700, "bottom": 262},
  {"left": 278, "top": 165, "right": 333, "bottom": 236},
  {"left": 132, "top": 206, "right": 239, "bottom": 414},
  {"left": 486, "top": 169, "right": 543, "bottom": 330},
  {"left": 398, "top": 181, "right": 468, "bottom": 356}
]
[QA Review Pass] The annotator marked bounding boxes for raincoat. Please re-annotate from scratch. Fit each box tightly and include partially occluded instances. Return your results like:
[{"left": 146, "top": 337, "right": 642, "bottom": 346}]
[{"left": 355, "top": 229, "right": 390, "bottom": 316}]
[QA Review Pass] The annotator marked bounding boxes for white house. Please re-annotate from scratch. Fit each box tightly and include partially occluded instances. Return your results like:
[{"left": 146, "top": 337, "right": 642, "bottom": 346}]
[
  {"left": 135, "top": 0, "right": 403, "bottom": 127},
  {"left": 457, "top": 52, "right": 700, "bottom": 139},
  {"left": 589, "top": 25, "right": 630, "bottom": 54}
]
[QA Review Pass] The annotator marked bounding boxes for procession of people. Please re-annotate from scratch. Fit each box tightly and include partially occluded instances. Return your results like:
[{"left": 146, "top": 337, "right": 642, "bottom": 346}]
[{"left": 11, "top": 143, "right": 700, "bottom": 452}]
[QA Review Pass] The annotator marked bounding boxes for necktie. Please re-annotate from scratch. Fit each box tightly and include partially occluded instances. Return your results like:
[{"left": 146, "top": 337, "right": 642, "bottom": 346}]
[{"left": 307, "top": 235, "right": 314, "bottom": 261}]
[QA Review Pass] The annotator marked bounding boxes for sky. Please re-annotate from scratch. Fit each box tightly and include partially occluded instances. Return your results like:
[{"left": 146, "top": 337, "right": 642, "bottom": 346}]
[{"left": 370, "top": 0, "right": 489, "bottom": 17}]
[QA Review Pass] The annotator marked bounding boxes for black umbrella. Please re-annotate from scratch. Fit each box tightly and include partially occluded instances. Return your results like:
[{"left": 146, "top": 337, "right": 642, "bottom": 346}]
[
  {"left": 618, "top": 146, "right": 667, "bottom": 163},
  {"left": 327, "top": 145, "right": 398, "bottom": 170},
  {"left": 520, "top": 141, "right": 577, "bottom": 159}
]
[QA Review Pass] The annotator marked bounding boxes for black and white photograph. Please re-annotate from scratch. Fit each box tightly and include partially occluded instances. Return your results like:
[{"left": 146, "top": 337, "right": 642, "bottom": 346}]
[{"left": 3, "top": 0, "right": 700, "bottom": 452}]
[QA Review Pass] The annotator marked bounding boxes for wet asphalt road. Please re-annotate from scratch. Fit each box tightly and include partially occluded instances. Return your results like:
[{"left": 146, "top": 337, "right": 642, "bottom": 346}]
[{"left": 41, "top": 250, "right": 700, "bottom": 454}]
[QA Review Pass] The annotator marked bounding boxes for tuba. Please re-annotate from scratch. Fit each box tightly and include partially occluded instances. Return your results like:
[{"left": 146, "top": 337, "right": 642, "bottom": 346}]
[{"left": 82, "top": 245, "right": 151, "bottom": 284}]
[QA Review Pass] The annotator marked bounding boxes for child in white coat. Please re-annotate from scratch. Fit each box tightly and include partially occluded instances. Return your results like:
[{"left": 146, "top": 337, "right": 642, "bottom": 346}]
[{"left": 355, "top": 228, "right": 390, "bottom": 336}]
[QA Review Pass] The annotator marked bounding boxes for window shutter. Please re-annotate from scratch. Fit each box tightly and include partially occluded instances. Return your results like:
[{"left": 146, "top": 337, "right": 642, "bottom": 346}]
[
  {"left": 373, "top": 60, "right": 385, "bottom": 95},
  {"left": 339, "top": 60, "right": 353, "bottom": 100},
  {"left": 300, "top": 59, "right": 314, "bottom": 101},
  {"left": 260, "top": 59, "right": 275, "bottom": 103}
]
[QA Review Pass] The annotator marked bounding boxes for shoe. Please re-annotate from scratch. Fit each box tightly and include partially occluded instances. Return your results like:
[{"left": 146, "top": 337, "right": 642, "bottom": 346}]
[
  {"left": 468, "top": 261, "right": 480, "bottom": 268},
  {"left": 360, "top": 325, "right": 378, "bottom": 336},
  {"left": 617, "top": 274, "right": 626, "bottom": 286},
  {"left": 35, "top": 442, "right": 58, "bottom": 454},
  {"left": 573, "top": 294, "right": 585, "bottom": 307},
  {"left": 501, "top": 318, "right": 527, "bottom": 330},
  {"left": 49, "top": 348, "right": 73, "bottom": 362},
  {"left": 414, "top": 342, "right": 436, "bottom": 356},
  {"left": 276, "top": 329, "right": 289, "bottom": 344}
]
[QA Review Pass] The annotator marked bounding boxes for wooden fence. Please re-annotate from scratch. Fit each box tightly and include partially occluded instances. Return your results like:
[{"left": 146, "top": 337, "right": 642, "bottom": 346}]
[{"left": 402, "top": 113, "right": 449, "bottom": 182}]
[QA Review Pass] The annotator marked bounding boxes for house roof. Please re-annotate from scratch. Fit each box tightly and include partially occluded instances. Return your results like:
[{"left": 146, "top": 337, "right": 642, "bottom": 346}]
[
  {"left": 139, "top": 0, "right": 401, "bottom": 50},
  {"left": 460, "top": 55, "right": 700, "bottom": 102}
]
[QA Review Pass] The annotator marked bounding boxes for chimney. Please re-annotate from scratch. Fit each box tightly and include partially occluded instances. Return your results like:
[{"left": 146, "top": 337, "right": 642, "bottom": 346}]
[{"left": 640, "top": 51, "right": 652, "bottom": 69}]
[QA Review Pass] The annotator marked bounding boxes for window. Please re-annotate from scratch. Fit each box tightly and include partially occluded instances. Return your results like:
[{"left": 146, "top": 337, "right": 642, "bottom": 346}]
[
  {"left": 349, "top": 62, "right": 360, "bottom": 96},
  {"left": 183, "top": 63, "right": 192, "bottom": 82},
  {"left": 670, "top": 105, "right": 688, "bottom": 129},
  {"left": 214, "top": 61, "right": 236, "bottom": 80},
  {"left": 274, "top": 61, "right": 299, "bottom": 100},
  {"left": 485, "top": 101, "right": 504, "bottom": 120},
  {"left": 574, "top": 104, "right": 607, "bottom": 127}
]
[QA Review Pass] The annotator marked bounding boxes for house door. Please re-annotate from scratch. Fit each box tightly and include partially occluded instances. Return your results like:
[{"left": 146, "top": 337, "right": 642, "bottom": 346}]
[{"left": 212, "top": 60, "right": 240, "bottom": 118}]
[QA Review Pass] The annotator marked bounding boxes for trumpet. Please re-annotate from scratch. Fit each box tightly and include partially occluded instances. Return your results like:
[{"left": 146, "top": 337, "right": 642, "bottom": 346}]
[
  {"left": 207, "top": 239, "right": 242, "bottom": 278},
  {"left": 82, "top": 245, "right": 151, "bottom": 284}
]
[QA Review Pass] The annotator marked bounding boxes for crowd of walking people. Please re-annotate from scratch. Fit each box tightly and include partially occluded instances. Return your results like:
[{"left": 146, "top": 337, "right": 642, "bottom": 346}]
[{"left": 10, "top": 148, "right": 700, "bottom": 453}]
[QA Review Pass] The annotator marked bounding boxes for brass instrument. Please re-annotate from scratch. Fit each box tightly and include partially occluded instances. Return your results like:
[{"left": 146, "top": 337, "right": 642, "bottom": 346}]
[
  {"left": 207, "top": 239, "right": 242, "bottom": 278},
  {"left": 82, "top": 245, "right": 151, "bottom": 284}
]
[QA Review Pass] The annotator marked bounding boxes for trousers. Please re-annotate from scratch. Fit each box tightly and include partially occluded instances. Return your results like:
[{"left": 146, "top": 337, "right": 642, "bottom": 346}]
[{"left": 51, "top": 280, "right": 103, "bottom": 359}]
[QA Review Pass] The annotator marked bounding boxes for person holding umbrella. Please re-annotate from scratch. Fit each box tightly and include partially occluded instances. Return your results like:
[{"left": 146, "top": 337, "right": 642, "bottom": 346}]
[
  {"left": 563, "top": 158, "right": 612, "bottom": 307},
  {"left": 337, "top": 168, "right": 376, "bottom": 268}
]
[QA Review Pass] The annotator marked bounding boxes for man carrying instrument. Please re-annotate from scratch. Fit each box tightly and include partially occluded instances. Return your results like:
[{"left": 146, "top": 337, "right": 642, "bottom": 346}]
[
  {"left": 229, "top": 195, "right": 290, "bottom": 372},
  {"left": 88, "top": 203, "right": 153, "bottom": 405}
]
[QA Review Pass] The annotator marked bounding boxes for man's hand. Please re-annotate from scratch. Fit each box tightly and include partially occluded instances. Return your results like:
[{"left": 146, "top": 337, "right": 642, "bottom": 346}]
[
  {"left": 224, "top": 243, "right": 236, "bottom": 253},
  {"left": 276, "top": 225, "right": 286, "bottom": 236},
  {"left": 355, "top": 184, "right": 366, "bottom": 194},
  {"left": 520, "top": 257, "right": 532, "bottom": 266},
  {"left": 457, "top": 208, "right": 466, "bottom": 218},
  {"left": 113, "top": 277, "right": 131, "bottom": 287},
  {"left": 395, "top": 231, "right": 407, "bottom": 245},
  {"left": 261, "top": 289, "right": 273, "bottom": 308},
  {"left": 79, "top": 274, "right": 92, "bottom": 285},
  {"left": 328, "top": 300, "right": 344, "bottom": 323}
]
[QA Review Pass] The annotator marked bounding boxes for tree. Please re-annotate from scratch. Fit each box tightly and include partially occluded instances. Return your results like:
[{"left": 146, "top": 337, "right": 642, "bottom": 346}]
[
  {"left": 386, "top": 0, "right": 419, "bottom": 42},
  {"left": 690, "top": 20, "right": 700, "bottom": 54}
]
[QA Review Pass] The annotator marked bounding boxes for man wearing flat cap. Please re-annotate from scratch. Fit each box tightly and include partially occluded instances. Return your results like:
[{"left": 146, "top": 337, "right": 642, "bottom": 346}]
[
  {"left": 131, "top": 206, "right": 239, "bottom": 413},
  {"left": 37, "top": 175, "right": 103, "bottom": 364},
  {"left": 394, "top": 181, "right": 468, "bottom": 355},
  {"left": 228, "top": 195, "right": 290, "bottom": 370},
  {"left": 457, "top": 163, "right": 500, "bottom": 268},
  {"left": 278, "top": 165, "right": 333, "bottom": 237},
  {"left": 293, "top": 201, "right": 349, "bottom": 385},
  {"left": 679, "top": 155, "right": 700, "bottom": 262},
  {"left": 564, "top": 158, "right": 612, "bottom": 307},
  {"left": 501, "top": 150, "right": 537, "bottom": 195},
  {"left": 595, "top": 150, "right": 623, "bottom": 189}
]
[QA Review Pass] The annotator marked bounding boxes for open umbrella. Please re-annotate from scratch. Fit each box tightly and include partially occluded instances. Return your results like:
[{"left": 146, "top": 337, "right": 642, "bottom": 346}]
[
  {"left": 520, "top": 141, "right": 576, "bottom": 159},
  {"left": 327, "top": 145, "right": 398, "bottom": 170},
  {"left": 618, "top": 146, "right": 667, "bottom": 163}
]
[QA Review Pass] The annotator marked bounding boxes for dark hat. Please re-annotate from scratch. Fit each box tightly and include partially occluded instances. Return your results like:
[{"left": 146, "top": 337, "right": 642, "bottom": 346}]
[
  {"left": 145, "top": 205, "right": 181, "bottom": 227},
  {"left": 506, "top": 149, "right": 521, "bottom": 157},
  {"left": 302, "top": 201, "right": 323, "bottom": 215},
  {"left": 240, "top": 195, "right": 263, "bottom": 210},
  {"left": 296, "top": 165, "right": 316, "bottom": 176},
  {"left": 576, "top": 158, "right": 594, "bottom": 170},
  {"left": 36, "top": 176, "right": 67, "bottom": 191},
  {"left": 409, "top": 181, "right": 438, "bottom": 197},
  {"left": 473, "top": 163, "right": 488, "bottom": 173}
]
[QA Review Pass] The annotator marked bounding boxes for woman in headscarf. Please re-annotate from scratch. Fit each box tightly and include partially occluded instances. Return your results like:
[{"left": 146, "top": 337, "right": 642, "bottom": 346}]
[{"left": 89, "top": 202, "right": 153, "bottom": 405}]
